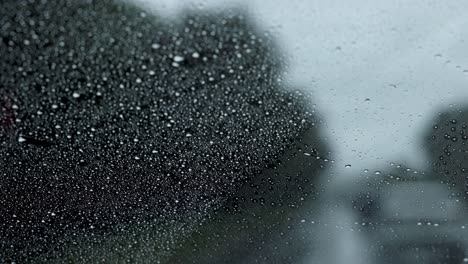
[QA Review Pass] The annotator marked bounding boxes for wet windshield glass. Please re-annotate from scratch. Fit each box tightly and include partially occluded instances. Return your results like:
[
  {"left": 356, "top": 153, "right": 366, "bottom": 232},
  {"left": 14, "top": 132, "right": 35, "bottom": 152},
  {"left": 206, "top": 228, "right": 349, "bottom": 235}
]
[{"left": 1, "top": 0, "right": 468, "bottom": 263}]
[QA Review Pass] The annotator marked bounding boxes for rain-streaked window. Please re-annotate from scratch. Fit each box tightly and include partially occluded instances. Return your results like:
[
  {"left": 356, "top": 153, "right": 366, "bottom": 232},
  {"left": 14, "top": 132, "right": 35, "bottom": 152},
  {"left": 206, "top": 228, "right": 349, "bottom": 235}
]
[{"left": 1, "top": 0, "right": 468, "bottom": 263}]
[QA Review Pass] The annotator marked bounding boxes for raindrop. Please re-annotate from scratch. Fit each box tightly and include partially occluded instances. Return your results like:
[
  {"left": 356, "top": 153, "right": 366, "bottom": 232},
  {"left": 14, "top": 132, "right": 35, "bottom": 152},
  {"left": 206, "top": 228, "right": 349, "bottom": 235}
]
[{"left": 173, "top": 55, "right": 184, "bottom": 62}]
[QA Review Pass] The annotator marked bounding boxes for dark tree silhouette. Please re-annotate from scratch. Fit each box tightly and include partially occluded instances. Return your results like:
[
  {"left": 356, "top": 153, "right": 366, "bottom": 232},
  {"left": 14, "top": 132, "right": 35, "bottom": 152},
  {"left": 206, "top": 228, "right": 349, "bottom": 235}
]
[
  {"left": 423, "top": 106, "right": 468, "bottom": 198},
  {"left": 0, "top": 0, "right": 328, "bottom": 263}
]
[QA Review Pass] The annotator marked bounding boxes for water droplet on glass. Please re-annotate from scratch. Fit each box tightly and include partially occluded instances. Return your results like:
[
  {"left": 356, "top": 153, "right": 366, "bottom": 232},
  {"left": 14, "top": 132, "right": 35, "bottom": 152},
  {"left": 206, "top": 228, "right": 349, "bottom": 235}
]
[{"left": 173, "top": 55, "right": 184, "bottom": 62}]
